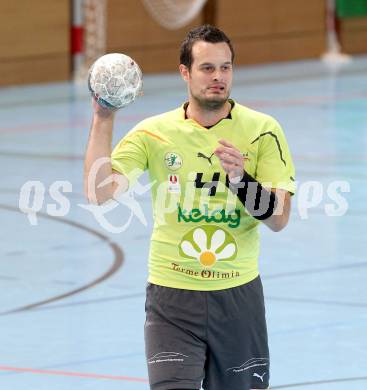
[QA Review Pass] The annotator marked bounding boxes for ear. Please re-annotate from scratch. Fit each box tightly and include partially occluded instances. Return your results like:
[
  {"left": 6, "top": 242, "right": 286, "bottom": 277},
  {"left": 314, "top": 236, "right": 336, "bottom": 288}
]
[{"left": 179, "top": 64, "right": 190, "bottom": 82}]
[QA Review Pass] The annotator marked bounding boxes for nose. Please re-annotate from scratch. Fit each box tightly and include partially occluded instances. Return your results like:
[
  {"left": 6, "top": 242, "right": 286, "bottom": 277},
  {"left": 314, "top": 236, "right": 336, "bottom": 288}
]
[
  {"left": 212, "top": 69, "right": 221, "bottom": 82},
  {"left": 212, "top": 67, "right": 226, "bottom": 82}
]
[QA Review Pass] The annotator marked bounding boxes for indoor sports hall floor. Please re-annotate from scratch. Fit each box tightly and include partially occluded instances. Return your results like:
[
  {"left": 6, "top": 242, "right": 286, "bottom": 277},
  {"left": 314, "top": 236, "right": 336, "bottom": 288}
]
[{"left": 0, "top": 56, "right": 366, "bottom": 390}]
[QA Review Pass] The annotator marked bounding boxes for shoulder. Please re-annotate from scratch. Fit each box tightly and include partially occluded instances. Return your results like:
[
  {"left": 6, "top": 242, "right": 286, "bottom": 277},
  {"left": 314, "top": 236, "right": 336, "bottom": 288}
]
[
  {"left": 233, "top": 101, "right": 281, "bottom": 131},
  {"left": 132, "top": 107, "right": 183, "bottom": 131},
  {"left": 122, "top": 106, "right": 183, "bottom": 145}
]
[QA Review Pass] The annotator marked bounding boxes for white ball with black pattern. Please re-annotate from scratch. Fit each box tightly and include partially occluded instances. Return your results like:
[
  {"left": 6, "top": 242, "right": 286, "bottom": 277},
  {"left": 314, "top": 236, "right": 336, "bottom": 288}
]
[{"left": 88, "top": 53, "right": 143, "bottom": 109}]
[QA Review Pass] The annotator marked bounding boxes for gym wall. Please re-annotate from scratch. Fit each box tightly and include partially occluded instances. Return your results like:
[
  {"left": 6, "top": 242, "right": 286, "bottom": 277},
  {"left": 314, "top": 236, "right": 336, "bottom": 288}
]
[
  {"left": 339, "top": 17, "right": 367, "bottom": 53},
  {"left": 0, "top": 1, "right": 70, "bottom": 86},
  {"left": 0, "top": 0, "right": 366, "bottom": 86},
  {"left": 107, "top": 0, "right": 202, "bottom": 73},
  {"left": 215, "top": 0, "right": 326, "bottom": 64},
  {"left": 107, "top": 0, "right": 326, "bottom": 70}
]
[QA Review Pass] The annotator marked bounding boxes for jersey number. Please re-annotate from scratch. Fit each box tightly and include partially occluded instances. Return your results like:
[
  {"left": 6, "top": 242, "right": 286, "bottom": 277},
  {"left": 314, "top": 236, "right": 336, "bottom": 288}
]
[{"left": 194, "top": 172, "right": 221, "bottom": 196}]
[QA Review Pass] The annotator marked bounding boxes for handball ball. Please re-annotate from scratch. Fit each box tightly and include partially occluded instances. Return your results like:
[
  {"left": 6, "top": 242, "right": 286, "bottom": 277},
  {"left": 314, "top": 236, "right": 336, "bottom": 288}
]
[{"left": 88, "top": 53, "right": 143, "bottom": 109}]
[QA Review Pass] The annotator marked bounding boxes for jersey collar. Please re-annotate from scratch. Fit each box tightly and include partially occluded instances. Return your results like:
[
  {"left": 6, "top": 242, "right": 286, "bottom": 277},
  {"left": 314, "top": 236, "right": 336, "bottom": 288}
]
[{"left": 182, "top": 99, "right": 235, "bottom": 128}]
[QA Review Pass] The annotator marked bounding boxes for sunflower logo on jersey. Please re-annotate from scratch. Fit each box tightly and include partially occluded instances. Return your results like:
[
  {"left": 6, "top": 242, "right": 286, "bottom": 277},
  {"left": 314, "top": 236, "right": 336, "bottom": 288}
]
[{"left": 179, "top": 226, "right": 237, "bottom": 267}]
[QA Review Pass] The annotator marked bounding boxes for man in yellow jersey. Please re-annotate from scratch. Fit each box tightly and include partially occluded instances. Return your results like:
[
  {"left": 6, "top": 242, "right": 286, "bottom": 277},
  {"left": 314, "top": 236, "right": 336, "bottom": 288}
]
[{"left": 84, "top": 25, "right": 295, "bottom": 390}]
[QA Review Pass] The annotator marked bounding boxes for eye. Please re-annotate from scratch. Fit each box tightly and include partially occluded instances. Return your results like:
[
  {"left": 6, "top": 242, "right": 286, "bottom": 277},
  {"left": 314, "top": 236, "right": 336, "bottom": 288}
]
[
  {"left": 222, "top": 65, "right": 231, "bottom": 71},
  {"left": 202, "top": 66, "right": 214, "bottom": 72}
]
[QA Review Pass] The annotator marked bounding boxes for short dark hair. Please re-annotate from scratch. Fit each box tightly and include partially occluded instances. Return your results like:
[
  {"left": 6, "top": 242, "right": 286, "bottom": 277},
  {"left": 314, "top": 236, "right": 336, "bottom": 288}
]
[{"left": 180, "top": 24, "right": 235, "bottom": 69}]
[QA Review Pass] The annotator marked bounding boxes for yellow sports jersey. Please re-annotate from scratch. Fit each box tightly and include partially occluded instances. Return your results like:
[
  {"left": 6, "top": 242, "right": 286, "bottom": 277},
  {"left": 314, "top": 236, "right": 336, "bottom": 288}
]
[{"left": 111, "top": 100, "right": 296, "bottom": 290}]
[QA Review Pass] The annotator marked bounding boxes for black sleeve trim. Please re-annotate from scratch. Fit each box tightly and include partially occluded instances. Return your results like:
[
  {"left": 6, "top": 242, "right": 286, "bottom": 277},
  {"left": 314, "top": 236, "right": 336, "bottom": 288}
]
[
  {"left": 225, "top": 171, "right": 277, "bottom": 220},
  {"left": 251, "top": 132, "right": 287, "bottom": 167}
]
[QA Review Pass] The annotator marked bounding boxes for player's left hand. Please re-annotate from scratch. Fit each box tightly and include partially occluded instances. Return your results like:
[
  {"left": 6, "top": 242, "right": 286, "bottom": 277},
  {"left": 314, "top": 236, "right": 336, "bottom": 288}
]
[{"left": 214, "top": 139, "right": 248, "bottom": 182}]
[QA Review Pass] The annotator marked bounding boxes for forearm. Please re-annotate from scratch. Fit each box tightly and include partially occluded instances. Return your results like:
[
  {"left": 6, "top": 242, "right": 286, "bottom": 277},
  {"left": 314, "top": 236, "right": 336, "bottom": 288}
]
[
  {"left": 262, "top": 189, "right": 290, "bottom": 232},
  {"left": 226, "top": 171, "right": 290, "bottom": 232},
  {"left": 84, "top": 114, "right": 116, "bottom": 204}
]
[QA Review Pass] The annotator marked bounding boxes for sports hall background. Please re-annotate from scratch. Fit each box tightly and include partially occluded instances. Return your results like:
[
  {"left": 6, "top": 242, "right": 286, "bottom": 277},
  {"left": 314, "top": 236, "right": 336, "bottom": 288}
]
[
  {"left": 1, "top": 0, "right": 367, "bottom": 86},
  {"left": 0, "top": 1, "right": 366, "bottom": 390}
]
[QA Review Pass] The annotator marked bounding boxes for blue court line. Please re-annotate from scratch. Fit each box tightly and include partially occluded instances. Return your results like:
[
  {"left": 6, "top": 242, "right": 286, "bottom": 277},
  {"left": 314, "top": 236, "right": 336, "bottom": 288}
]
[
  {"left": 0, "top": 204, "right": 124, "bottom": 316},
  {"left": 0, "top": 352, "right": 145, "bottom": 377},
  {"left": 12, "top": 283, "right": 367, "bottom": 315},
  {"left": 272, "top": 376, "right": 367, "bottom": 388},
  {"left": 267, "top": 296, "right": 367, "bottom": 308},
  {"left": 270, "top": 317, "right": 367, "bottom": 337},
  {"left": 6, "top": 262, "right": 366, "bottom": 314},
  {"left": 262, "top": 261, "right": 367, "bottom": 280},
  {"left": 1, "top": 61, "right": 367, "bottom": 109},
  {"left": 31, "top": 292, "right": 145, "bottom": 312}
]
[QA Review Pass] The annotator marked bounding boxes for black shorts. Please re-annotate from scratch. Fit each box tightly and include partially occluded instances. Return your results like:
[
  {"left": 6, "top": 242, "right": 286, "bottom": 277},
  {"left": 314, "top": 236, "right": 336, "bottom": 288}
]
[{"left": 144, "top": 276, "right": 269, "bottom": 390}]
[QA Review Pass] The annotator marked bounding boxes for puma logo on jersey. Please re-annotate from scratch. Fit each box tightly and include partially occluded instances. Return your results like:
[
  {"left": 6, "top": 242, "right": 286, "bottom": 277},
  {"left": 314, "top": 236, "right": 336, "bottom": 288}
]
[
  {"left": 197, "top": 152, "right": 215, "bottom": 165},
  {"left": 253, "top": 372, "right": 267, "bottom": 382}
]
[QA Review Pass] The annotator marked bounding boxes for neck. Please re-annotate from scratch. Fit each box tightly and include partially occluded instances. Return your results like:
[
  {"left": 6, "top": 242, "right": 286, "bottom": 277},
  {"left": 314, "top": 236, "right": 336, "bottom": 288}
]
[{"left": 186, "top": 99, "right": 231, "bottom": 127}]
